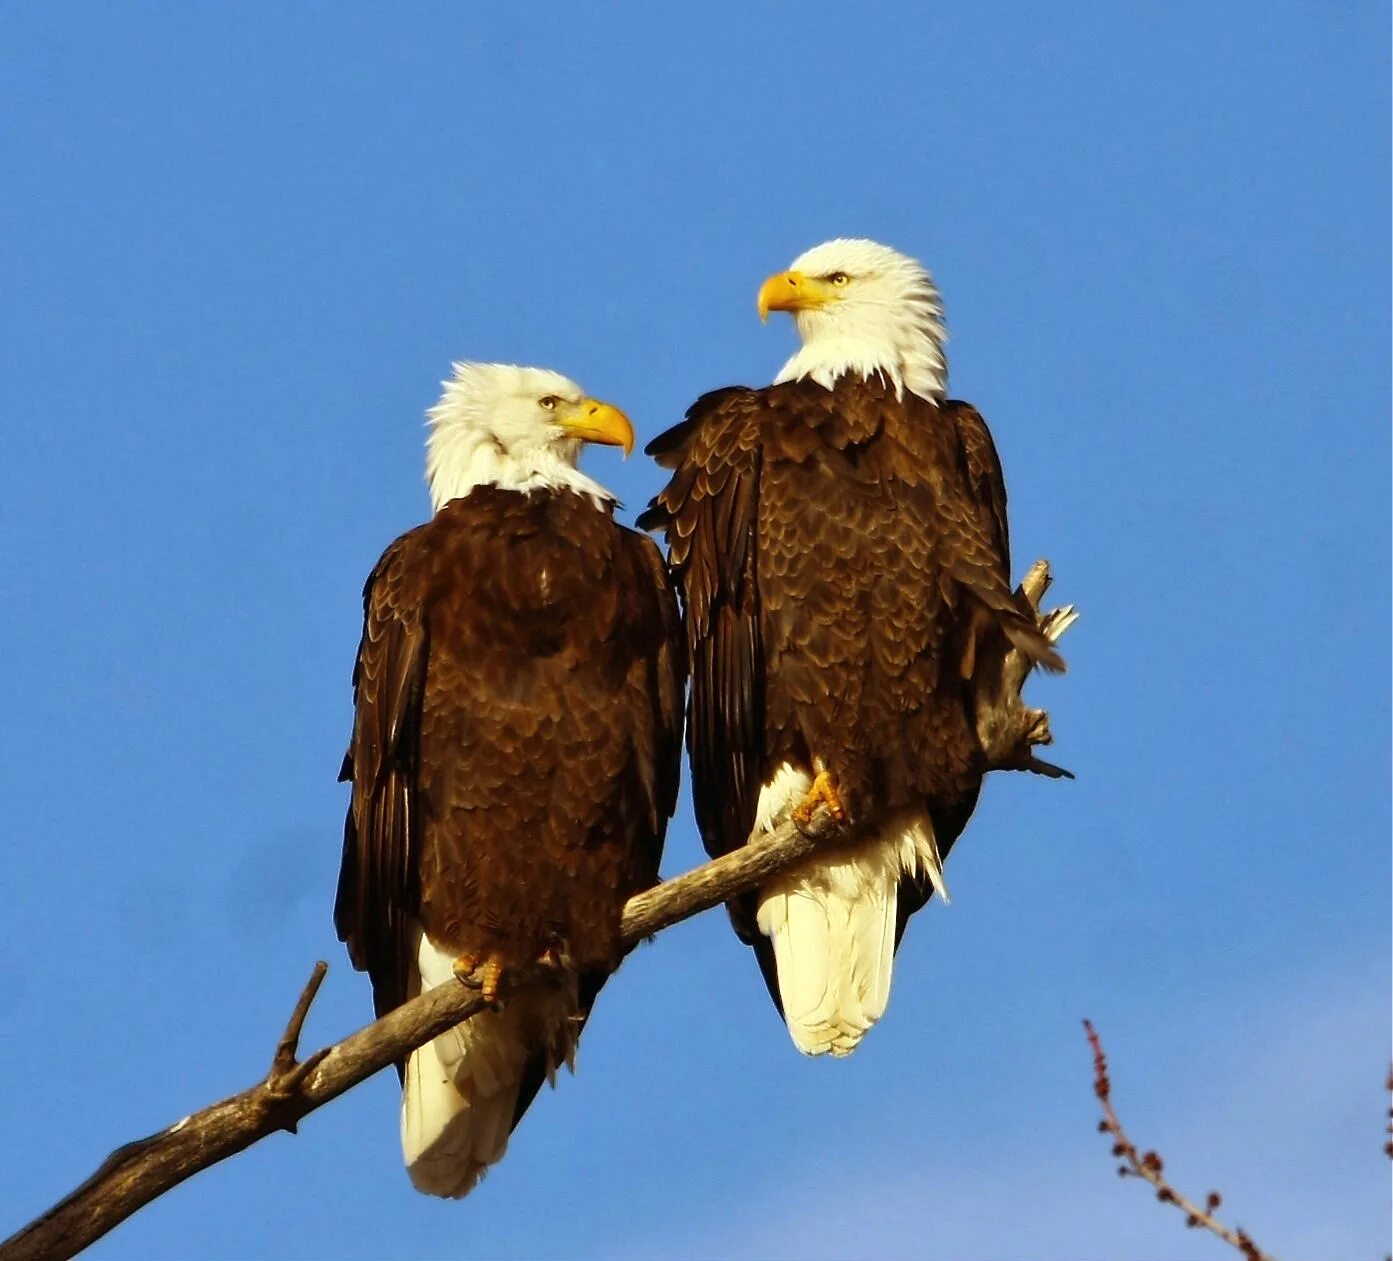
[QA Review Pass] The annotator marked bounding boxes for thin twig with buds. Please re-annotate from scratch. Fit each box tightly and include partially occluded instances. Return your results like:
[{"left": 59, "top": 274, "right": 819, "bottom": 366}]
[{"left": 1084, "top": 1019, "right": 1277, "bottom": 1261}]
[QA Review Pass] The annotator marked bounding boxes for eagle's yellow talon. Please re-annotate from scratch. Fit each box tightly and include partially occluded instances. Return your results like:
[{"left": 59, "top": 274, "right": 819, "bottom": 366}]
[
  {"left": 451, "top": 952, "right": 480, "bottom": 983},
  {"left": 478, "top": 958, "right": 505, "bottom": 1006},
  {"left": 453, "top": 952, "right": 507, "bottom": 1006},
  {"left": 791, "top": 769, "right": 846, "bottom": 826}
]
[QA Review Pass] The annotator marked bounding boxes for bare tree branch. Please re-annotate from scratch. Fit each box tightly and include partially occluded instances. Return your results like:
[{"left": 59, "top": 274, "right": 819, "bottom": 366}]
[
  {"left": 2, "top": 565, "right": 1073, "bottom": 1261},
  {"left": 0, "top": 814, "right": 839, "bottom": 1261},
  {"left": 1084, "top": 1019, "right": 1278, "bottom": 1261}
]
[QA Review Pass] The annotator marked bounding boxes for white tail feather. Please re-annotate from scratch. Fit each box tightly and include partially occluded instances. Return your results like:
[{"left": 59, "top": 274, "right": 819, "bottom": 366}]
[
  {"left": 400, "top": 931, "right": 577, "bottom": 1198},
  {"left": 755, "top": 766, "right": 945, "bottom": 1057}
]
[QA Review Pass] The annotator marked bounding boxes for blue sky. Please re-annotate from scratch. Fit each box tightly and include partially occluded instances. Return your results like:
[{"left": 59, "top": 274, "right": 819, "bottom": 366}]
[{"left": 1, "top": 3, "right": 1387, "bottom": 1258}]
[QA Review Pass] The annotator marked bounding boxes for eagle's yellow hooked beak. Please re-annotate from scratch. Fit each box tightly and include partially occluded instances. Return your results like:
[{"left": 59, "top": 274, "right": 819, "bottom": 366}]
[
  {"left": 758, "top": 269, "right": 834, "bottom": 322},
  {"left": 558, "top": 399, "right": 635, "bottom": 457}
]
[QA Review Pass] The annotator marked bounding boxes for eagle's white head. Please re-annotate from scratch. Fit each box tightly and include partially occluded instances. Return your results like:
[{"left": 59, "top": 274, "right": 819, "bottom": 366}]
[
  {"left": 759, "top": 238, "right": 947, "bottom": 402},
  {"left": 424, "top": 363, "right": 634, "bottom": 512}
]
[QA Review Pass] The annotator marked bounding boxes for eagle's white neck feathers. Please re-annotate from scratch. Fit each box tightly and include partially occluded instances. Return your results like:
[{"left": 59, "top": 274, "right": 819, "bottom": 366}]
[
  {"left": 774, "top": 238, "right": 948, "bottom": 402},
  {"left": 425, "top": 363, "right": 615, "bottom": 513}
]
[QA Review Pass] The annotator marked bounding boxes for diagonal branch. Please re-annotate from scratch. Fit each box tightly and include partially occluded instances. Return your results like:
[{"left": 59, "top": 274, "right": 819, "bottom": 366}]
[
  {"left": 2, "top": 563, "right": 1073, "bottom": 1261},
  {"left": 1084, "top": 1020, "right": 1277, "bottom": 1261},
  {"left": 0, "top": 811, "right": 846, "bottom": 1261}
]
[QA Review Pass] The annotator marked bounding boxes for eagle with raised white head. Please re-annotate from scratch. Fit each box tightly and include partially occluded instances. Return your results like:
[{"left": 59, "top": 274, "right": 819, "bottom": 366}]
[
  {"left": 640, "top": 238, "right": 1064, "bottom": 1056},
  {"left": 336, "top": 363, "right": 684, "bottom": 1195}
]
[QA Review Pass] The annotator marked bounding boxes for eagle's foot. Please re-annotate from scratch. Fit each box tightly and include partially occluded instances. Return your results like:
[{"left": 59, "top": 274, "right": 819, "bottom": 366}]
[
  {"left": 792, "top": 769, "right": 847, "bottom": 828},
  {"left": 452, "top": 952, "right": 508, "bottom": 1006}
]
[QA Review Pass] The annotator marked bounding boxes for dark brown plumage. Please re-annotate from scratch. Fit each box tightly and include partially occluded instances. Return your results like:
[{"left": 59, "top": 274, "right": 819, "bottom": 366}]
[
  {"left": 335, "top": 482, "right": 683, "bottom": 1187},
  {"left": 639, "top": 372, "right": 1061, "bottom": 1036}
]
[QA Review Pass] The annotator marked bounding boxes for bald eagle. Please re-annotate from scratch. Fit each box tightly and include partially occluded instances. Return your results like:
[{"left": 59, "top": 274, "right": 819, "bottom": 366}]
[
  {"left": 335, "top": 363, "right": 684, "bottom": 1196},
  {"left": 639, "top": 239, "right": 1064, "bottom": 1057}
]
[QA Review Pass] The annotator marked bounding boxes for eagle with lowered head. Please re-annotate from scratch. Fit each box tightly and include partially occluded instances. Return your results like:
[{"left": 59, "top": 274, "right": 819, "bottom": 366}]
[
  {"left": 639, "top": 238, "right": 1064, "bottom": 1057},
  {"left": 335, "top": 363, "right": 684, "bottom": 1196}
]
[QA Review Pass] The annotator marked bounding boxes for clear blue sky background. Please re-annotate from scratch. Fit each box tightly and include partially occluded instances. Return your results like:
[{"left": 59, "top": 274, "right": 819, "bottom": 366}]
[{"left": 1, "top": 4, "right": 1387, "bottom": 1259}]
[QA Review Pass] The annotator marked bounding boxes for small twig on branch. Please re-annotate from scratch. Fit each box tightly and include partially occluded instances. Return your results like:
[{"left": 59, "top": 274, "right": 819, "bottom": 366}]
[
  {"left": 265, "top": 963, "right": 331, "bottom": 1111},
  {"left": 2, "top": 563, "right": 1072, "bottom": 1261},
  {"left": 1084, "top": 1020, "right": 1277, "bottom": 1261}
]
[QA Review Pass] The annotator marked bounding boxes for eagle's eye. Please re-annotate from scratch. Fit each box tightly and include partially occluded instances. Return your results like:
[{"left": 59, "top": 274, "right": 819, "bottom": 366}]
[
  {"left": 826, "top": 272, "right": 851, "bottom": 286},
  {"left": 538, "top": 395, "right": 560, "bottom": 411}
]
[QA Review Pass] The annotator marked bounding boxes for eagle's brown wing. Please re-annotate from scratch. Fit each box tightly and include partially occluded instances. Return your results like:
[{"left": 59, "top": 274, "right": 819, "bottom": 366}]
[
  {"left": 948, "top": 399, "right": 1011, "bottom": 570},
  {"left": 640, "top": 388, "right": 765, "bottom": 868},
  {"left": 626, "top": 525, "right": 688, "bottom": 839},
  {"left": 886, "top": 394, "right": 1061, "bottom": 937},
  {"left": 334, "top": 530, "right": 429, "bottom": 1036},
  {"left": 904, "top": 393, "right": 1063, "bottom": 672}
]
